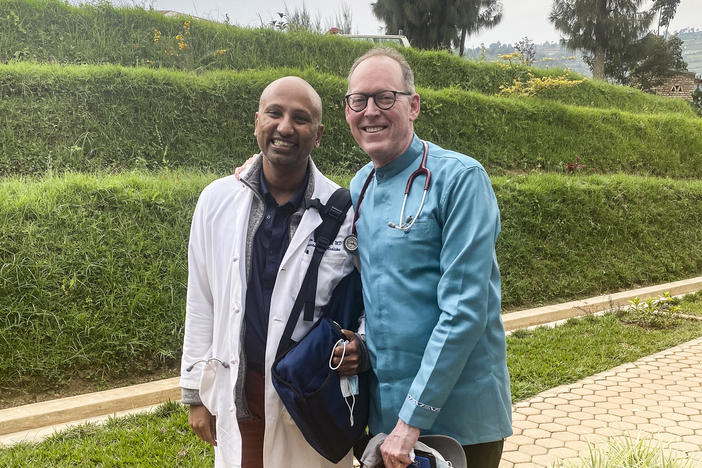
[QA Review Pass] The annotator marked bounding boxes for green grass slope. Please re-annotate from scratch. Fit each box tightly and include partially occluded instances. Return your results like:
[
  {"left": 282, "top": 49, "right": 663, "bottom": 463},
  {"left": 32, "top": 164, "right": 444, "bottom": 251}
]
[
  {"left": 2, "top": 63, "right": 702, "bottom": 178},
  {"left": 0, "top": 0, "right": 695, "bottom": 116},
  {"left": 2, "top": 171, "right": 701, "bottom": 394}
]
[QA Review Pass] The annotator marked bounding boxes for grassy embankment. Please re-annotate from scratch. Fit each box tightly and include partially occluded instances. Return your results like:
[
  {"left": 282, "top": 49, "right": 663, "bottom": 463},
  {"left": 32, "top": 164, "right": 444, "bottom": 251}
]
[
  {"left": 1, "top": 0, "right": 696, "bottom": 116},
  {"left": 2, "top": 63, "right": 702, "bottom": 178},
  {"left": 2, "top": 172, "right": 701, "bottom": 401}
]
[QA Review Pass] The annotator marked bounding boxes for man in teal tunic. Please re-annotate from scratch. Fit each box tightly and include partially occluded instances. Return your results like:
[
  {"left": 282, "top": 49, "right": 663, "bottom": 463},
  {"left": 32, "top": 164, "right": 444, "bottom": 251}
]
[{"left": 345, "top": 48, "right": 512, "bottom": 468}]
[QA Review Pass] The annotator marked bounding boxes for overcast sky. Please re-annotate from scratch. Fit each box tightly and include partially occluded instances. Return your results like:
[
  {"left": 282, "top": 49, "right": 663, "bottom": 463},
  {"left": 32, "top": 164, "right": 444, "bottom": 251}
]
[{"left": 142, "top": 0, "right": 702, "bottom": 48}]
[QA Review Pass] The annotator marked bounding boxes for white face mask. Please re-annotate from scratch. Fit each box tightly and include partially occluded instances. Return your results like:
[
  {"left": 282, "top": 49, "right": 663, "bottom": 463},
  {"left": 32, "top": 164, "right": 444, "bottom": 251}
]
[
  {"left": 329, "top": 338, "right": 360, "bottom": 426},
  {"left": 340, "top": 374, "right": 359, "bottom": 397}
]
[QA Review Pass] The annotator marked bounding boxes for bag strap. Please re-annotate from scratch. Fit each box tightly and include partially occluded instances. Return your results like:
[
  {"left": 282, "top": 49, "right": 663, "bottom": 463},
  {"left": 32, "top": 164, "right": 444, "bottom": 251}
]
[{"left": 275, "top": 187, "right": 352, "bottom": 359}]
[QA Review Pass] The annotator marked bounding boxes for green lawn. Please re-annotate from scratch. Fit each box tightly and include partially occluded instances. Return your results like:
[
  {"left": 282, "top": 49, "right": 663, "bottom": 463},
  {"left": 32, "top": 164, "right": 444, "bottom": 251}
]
[
  {"left": 1, "top": 295, "right": 701, "bottom": 466},
  {"left": 508, "top": 294, "right": 702, "bottom": 401}
]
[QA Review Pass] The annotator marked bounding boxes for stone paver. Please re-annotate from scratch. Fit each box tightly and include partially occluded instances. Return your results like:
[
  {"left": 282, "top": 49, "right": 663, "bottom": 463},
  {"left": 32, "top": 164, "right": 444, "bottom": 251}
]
[{"left": 499, "top": 337, "right": 702, "bottom": 468}]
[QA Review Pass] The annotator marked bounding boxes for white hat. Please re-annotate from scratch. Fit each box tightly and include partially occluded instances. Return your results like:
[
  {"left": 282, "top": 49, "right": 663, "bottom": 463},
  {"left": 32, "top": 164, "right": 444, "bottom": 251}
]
[{"left": 416, "top": 434, "right": 467, "bottom": 468}]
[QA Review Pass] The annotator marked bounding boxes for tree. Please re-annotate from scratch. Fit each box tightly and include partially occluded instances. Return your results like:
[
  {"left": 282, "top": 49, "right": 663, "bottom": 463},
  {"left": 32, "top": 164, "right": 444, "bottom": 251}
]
[
  {"left": 372, "top": 0, "right": 459, "bottom": 50},
  {"left": 371, "top": 0, "right": 502, "bottom": 51},
  {"left": 455, "top": 0, "right": 503, "bottom": 57},
  {"left": 549, "top": 0, "right": 654, "bottom": 80},
  {"left": 514, "top": 37, "right": 536, "bottom": 65},
  {"left": 602, "top": 33, "right": 687, "bottom": 91},
  {"left": 652, "top": 0, "right": 680, "bottom": 38},
  {"left": 693, "top": 88, "right": 702, "bottom": 117}
]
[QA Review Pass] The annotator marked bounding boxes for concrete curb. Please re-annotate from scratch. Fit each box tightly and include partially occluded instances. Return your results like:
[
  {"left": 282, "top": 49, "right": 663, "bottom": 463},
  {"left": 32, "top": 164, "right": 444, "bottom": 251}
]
[
  {"left": 1, "top": 276, "right": 701, "bottom": 444},
  {"left": 0, "top": 377, "right": 180, "bottom": 437},
  {"left": 502, "top": 276, "right": 702, "bottom": 331}
]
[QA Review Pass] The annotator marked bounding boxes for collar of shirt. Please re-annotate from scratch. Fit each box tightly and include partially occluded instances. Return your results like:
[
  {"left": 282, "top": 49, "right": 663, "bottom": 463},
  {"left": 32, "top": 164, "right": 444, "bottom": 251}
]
[
  {"left": 258, "top": 167, "right": 309, "bottom": 212},
  {"left": 374, "top": 134, "right": 424, "bottom": 181}
]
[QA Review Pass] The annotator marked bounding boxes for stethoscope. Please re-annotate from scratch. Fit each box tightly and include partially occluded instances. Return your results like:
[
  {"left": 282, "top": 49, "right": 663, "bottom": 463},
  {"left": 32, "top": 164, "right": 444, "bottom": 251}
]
[{"left": 344, "top": 140, "right": 431, "bottom": 253}]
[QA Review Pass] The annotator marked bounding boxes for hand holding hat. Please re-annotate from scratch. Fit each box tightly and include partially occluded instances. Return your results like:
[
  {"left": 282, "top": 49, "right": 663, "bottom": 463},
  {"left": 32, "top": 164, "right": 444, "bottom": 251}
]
[{"left": 360, "top": 432, "right": 467, "bottom": 468}]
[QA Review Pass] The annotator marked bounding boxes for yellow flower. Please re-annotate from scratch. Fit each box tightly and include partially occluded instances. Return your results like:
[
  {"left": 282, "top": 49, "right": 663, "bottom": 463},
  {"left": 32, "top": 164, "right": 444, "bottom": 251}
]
[
  {"left": 153, "top": 29, "right": 161, "bottom": 42},
  {"left": 178, "top": 42, "right": 188, "bottom": 50}
]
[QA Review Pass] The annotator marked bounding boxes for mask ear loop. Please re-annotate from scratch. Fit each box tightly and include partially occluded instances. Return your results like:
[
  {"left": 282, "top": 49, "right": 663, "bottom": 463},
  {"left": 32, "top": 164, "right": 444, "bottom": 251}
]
[
  {"left": 329, "top": 338, "right": 346, "bottom": 370},
  {"left": 329, "top": 339, "right": 356, "bottom": 426}
]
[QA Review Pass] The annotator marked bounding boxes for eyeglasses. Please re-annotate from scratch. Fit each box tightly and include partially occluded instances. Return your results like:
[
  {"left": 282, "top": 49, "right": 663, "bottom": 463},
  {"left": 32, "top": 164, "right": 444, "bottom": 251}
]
[{"left": 344, "top": 90, "right": 412, "bottom": 112}]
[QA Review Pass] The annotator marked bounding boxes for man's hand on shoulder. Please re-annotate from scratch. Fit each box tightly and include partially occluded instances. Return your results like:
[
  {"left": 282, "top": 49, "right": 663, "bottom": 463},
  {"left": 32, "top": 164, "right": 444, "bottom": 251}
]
[
  {"left": 188, "top": 404, "right": 217, "bottom": 446},
  {"left": 380, "top": 418, "right": 421, "bottom": 468},
  {"left": 233, "top": 154, "right": 258, "bottom": 180}
]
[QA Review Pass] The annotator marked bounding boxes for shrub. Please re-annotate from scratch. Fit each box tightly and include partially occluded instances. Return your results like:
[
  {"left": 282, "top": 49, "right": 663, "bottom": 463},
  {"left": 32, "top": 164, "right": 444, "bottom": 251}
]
[
  {"left": 2, "top": 171, "right": 702, "bottom": 392},
  {"left": 555, "top": 435, "right": 694, "bottom": 467},
  {"left": 0, "top": 171, "right": 212, "bottom": 394},
  {"left": 494, "top": 173, "right": 702, "bottom": 307},
  {"left": 0, "top": 0, "right": 694, "bottom": 116},
  {"left": 2, "top": 63, "right": 702, "bottom": 178}
]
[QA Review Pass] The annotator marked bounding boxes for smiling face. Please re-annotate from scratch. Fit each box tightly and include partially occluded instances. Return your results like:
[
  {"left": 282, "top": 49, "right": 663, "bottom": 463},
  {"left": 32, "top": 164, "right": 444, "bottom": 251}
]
[
  {"left": 254, "top": 77, "right": 324, "bottom": 173},
  {"left": 345, "top": 55, "right": 420, "bottom": 168}
]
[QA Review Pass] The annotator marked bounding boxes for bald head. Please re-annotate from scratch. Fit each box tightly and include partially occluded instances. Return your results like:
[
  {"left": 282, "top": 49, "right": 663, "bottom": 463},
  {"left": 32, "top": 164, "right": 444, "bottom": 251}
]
[
  {"left": 259, "top": 76, "right": 323, "bottom": 124},
  {"left": 254, "top": 76, "right": 325, "bottom": 173}
]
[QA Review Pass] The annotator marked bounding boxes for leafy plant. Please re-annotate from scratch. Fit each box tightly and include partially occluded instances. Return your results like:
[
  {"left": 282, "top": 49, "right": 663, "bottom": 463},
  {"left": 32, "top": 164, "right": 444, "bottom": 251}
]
[
  {"left": 555, "top": 435, "right": 694, "bottom": 468},
  {"left": 499, "top": 72, "right": 586, "bottom": 97},
  {"left": 617, "top": 292, "right": 683, "bottom": 329},
  {"left": 514, "top": 36, "right": 536, "bottom": 66}
]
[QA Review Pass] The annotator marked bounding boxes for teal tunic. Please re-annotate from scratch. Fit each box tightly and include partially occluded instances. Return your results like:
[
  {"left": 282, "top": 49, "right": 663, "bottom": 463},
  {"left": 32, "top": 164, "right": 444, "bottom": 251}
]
[{"left": 350, "top": 135, "right": 512, "bottom": 445}]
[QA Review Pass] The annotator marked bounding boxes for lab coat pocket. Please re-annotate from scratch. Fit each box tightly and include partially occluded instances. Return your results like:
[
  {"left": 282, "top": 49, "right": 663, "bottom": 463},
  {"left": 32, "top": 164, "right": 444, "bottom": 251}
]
[{"left": 299, "top": 244, "right": 349, "bottom": 301}]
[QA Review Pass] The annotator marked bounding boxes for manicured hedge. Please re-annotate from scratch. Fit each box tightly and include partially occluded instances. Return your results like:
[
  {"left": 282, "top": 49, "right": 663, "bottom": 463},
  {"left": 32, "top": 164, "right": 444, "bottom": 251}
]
[
  {"left": 2, "top": 63, "right": 701, "bottom": 178},
  {"left": 0, "top": 171, "right": 209, "bottom": 394},
  {"left": 0, "top": 63, "right": 366, "bottom": 176},
  {"left": 2, "top": 171, "right": 701, "bottom": 392},
  {"left": 496, "top": 174, "right": 702, "bottom": 307},
  {"left": 403, "top": 49, "right": 695, "bottom": 116},
  {"left": 421, "top": 88, "right": 702, "bottom": 177},
  {"left": 0, "top": 0, "right": 694, "bottom": 116}
]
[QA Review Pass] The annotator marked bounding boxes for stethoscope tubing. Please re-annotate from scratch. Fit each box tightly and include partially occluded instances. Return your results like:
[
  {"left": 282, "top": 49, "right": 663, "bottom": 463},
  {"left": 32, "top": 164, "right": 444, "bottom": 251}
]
[{"left": 352, "top": 140, "right": 431, "bottom": 235}]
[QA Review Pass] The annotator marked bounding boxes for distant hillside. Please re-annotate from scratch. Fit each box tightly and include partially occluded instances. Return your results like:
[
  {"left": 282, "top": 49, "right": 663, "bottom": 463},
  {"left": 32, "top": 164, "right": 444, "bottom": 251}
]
[
  {"left": 464, "top": 27, "right": 702, "bottom": 77},
  {"left": 678, "top": 28, "right": 702, "bottom": 73},
  {"left": 463, "top": 41, "right": 591, "bottom": 76}
]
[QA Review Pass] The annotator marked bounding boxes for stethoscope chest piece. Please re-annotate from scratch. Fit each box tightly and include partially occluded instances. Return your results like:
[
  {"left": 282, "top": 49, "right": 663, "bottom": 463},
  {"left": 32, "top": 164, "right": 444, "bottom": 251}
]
[{"left": 343, "top": 234, "right": 358, "bottom": 254}]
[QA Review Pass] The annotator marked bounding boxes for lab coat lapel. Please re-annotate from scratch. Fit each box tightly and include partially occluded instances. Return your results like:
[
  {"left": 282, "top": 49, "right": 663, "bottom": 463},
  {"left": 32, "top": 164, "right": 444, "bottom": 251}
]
[
  {"left": 280, "top": 204, "right": 321, "bottom": 271},
  {"left": 279, "top": 166, "right": 325, "bottom": 271}
]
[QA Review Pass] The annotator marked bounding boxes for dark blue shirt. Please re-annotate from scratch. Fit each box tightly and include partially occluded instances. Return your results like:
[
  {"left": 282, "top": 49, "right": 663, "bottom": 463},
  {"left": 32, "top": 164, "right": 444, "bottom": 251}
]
[{"left": 244, "top": 170, "right": 308, "bottom": 372}]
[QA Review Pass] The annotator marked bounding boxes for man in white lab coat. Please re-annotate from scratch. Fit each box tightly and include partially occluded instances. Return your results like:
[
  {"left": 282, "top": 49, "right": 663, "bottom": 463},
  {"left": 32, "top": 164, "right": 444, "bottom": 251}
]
[{"left": 180, "top": 76, "right": 363, "bottom": 468}]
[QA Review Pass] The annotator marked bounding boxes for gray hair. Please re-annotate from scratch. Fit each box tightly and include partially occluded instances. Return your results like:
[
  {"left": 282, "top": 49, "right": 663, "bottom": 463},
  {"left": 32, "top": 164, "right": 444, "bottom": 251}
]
[{"left": 347, "top": 47, "right": 415, "bottom": 94}]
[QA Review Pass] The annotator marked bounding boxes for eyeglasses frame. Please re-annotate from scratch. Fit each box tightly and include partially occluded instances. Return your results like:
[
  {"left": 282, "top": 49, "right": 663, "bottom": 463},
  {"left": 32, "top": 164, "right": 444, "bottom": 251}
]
[{"left": 344, "top": 90, "right": 412, "bottom": 112}]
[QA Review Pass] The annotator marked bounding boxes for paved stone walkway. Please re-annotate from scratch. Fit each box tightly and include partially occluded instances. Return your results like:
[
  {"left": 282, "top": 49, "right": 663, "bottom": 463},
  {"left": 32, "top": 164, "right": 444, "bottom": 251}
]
[{"left": 499, "top": 336, "right": 702, "bottom": 467}]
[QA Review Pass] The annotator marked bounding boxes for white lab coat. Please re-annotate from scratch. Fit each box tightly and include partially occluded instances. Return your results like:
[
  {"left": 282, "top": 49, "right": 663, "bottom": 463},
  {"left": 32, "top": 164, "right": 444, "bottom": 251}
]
[{"left": 179, "top": 163, "right": 355, "bottom": 468}]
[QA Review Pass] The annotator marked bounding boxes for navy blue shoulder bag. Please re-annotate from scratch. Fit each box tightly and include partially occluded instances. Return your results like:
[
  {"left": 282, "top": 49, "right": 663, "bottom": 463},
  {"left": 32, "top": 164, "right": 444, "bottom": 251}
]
[{"left": 271, "top": 188, "right": 369, "bottom": 463}]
